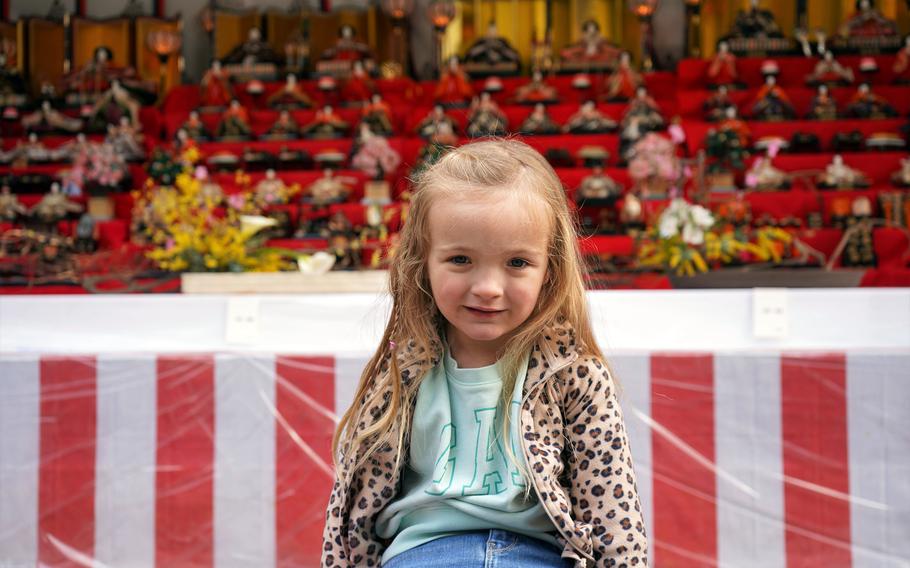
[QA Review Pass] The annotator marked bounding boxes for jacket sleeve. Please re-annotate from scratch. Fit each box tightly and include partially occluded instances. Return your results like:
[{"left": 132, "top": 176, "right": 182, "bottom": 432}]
[
  {"left": 321, "top": 456, "right": 352, "bottom": 567},
  {"left": 321, "top": 355, "right": 399, "bottom": 568},
  {"left": 322, "top": 358, "right": 386, "bottom": 568},
  {"left": 561, "top": 356, "right": 649, "bottom": 567}
]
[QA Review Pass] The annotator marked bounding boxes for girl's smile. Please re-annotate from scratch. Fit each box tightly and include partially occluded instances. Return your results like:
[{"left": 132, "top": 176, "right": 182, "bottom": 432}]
[{"left": 465, "top": 306, "right": 506, "bottom": 318}]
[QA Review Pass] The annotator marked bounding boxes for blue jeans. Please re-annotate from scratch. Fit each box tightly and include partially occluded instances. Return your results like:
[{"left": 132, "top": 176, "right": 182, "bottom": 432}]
[{"left": 382, "top": 529, "right": 573, "bottom": 568}]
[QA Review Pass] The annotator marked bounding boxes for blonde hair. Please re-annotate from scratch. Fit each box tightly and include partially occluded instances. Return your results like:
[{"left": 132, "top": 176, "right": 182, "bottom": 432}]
[{"left": 332, "top": 138, "right": 604, "bottom": 476}]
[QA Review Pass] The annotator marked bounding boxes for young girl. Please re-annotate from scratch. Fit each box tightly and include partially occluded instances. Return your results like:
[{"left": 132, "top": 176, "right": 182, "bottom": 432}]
[{"left": 323, "top": 140, "right": 647, "bottom": 567}]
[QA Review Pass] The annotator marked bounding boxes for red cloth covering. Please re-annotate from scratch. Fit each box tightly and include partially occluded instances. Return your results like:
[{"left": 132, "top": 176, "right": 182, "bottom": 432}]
[
  {"left": 283, "top": 202, "right": 406, "bottom": 231},
  {"left": 788, "top": 228, "right": 844, "bottom": 263},
  {"left": 0, "top": 135, "right": 101, "bottom": 151},
  {"left": 678, "top": 55, "right": 901, "bottom": 90},
  {"left": 399, "top": 102, "right": 647, "bottom": 139},
  {"left": 681, "top": 119, "right": 906, "bottom": 154},
  {"left": 326, "top": 202, "right": 403, "bottom": 231},
  {"left": 0, "top": 273, "right": 182, "bottom": 294},
  {"left": 510, "top": 134, "right": 623, "bottom": 168},
  {"left": 861, "top": 268, "right": 910, "bottom": 286},
  {"left": 0, "top": 163, "right": 149, "bottom": 189},
  {"left": 194, "top": 135, "right": 350, "bottom": 155},
  {"left": 209, "top": 170, "right": 369, "bottom": 200},
  {"left": 164, "top": 81, "right": 379, "bottom": 115},
  {"left": 163, "top": 74, "right": 679, "bottom": 132},
  {"left": 374, "top": 78, "right": 425, "bottom": 108},
  {"left": 745, "top": 151, "right": 905, "bottom": 186},
  {"left": 638, "top": 85, "right": 910, "bottom": 120},
  {"left": 553, "top": 167, "right": 632, "bottom": 199},
  {"left": 96, "top": 219, "right": 128, "bottom": 249},
  {"left": 579, "top": 234, "right": 635, "bottom": 256},
  {"left": 9, "top": 193, "right": 135, "bottom": 227},
  {"left": 615, "top": 274, "right": 673, "bottom": 289},
  {"left": 1, "top": 215, "right": 128, "bottom": 251},
  {"left": 191, "top": 137, "right": 415, "bottom": 181},
  {"left": 1, "top": 105, "right": 160, "bottom": 151},
  {"left": 268, "top": 235, "right": 390, "bottom": 266},
  {"left": 56, "top": 218, "right": 128, "bottom": 248},
  {"left": 872, "top": 227, "right": 910, "bottom": 268},
  {"left": 342, "top": 73, "right": 375, "bottom": 103},
  {"left": 166, "top": 108, "right": 363, "bottom": 140},
  {"left": 0, "top": 286, "right": 89, "bottom": 294},
  {"left": 189, "top": 132, "right": 630, "bottom": 177},
  {"left": 572, "top": 226, "right": 908, "bottom": 273},
  {"left": 743, "top": 189, "right": 902, "bottom": 231},
  {"left": 12, "top": 194, "right": 84, "bottom": 210},
  {"left": 267, "top": 237, "right": 328, "bottom": 250}
]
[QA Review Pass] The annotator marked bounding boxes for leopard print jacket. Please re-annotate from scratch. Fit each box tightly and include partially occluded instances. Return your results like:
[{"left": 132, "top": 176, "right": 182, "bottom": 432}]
[{"left": 322, "top": 321, "right": 648, "bottom": 567}]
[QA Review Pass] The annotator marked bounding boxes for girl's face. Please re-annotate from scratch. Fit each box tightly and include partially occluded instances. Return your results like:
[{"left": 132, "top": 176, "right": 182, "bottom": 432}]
[{"left": 427, "top": 190, "right": 550, "bottom": 367}]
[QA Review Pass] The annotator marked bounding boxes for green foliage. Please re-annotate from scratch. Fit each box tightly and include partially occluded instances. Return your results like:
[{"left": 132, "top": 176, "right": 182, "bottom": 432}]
[
  {"left": 410, "top": 142, "right": 453, "bottom": 178},
  {"left": 146, "top": 149, "right": 183, "bottom": 186},
  {"left": 704, "top": 128, "right": 748, "bottom": 174}
]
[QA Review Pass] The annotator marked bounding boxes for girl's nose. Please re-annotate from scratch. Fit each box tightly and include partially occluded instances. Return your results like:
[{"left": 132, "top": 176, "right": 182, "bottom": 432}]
[{"left": 471, "top": 269, "right": 503, "bottom": 299}]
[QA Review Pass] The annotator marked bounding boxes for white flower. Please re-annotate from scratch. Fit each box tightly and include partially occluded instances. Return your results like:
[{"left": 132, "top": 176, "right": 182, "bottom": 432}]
[
  {"left": 658, "top": 198, "right": 714, "bottom": 244},
  {"left": 297, "top": 251, "right": 336, "bottom": 274},
  {"left": 239, "top": 215, "right": 277, "bottom": 237},
  {"left": 658, "top": 214, "right": 680, "bottom": 238},
  {"left": 665, "top": 198, "right": 689, "bottom": 218},
  {"left": 681, "top": 223, "right": 705, "bottom": 246},
  {"left": 689, "top": 204, "right": 714, "bottom": 229}
]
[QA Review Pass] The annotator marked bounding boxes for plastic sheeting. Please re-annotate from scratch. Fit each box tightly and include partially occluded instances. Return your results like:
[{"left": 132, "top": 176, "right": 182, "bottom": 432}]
[{"left": 1, "top": 291, "right": 909, "bottom": 567}]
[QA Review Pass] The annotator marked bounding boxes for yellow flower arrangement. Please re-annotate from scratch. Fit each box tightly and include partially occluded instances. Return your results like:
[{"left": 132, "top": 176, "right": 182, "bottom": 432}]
[
  {"left": 181, "top": 145, "right": 201, "bottom": 166},
  {"left": 637, "top": 199, "right": 793, "bottom": 276},
  {"left": 135, "top": 163, "right": 297, "bottom": 273}
]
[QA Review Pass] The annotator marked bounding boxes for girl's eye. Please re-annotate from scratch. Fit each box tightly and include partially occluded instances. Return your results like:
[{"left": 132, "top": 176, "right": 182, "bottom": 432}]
[
  {"left": 449, "top": 255, "right": 469, "bottom": 265},
  {"left": 508, "top": 258, "right": 530, "bottom": 268}
]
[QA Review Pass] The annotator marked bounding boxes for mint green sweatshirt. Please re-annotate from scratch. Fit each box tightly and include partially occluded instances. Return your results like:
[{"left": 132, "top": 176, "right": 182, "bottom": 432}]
[{"left": 374, "top": 348, "right": 557, "bottom": 564}]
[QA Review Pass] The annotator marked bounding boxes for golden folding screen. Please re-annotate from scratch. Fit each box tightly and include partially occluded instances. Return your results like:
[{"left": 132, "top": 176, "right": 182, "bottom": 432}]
[{"left": 25, "top": 18, "right": 65, "bottom": 94}]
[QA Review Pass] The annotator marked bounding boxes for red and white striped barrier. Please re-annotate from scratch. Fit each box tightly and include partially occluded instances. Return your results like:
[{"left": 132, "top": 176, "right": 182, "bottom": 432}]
[{"left": 2, "top": 351, "right": 908, "bottom": 567}]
